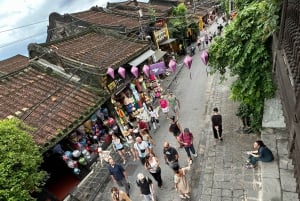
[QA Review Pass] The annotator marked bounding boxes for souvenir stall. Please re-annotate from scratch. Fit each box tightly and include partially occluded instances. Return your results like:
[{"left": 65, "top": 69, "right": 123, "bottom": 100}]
[{"left": 110, "top": 65, "right": 164, "bottom": 133}]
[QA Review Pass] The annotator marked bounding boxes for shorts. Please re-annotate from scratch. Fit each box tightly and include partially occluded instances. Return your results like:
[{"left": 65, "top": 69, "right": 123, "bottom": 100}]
[
  {"left": 117, "top": 147, "right": 124, "bottom": 151},
  {"left": 162, "top": 107, "right": 169, "bottom": 113}
]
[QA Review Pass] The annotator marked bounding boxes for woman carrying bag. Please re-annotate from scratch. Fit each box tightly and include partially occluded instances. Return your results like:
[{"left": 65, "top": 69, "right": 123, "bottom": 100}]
[{"left": 144, "top": 153, "right": 163, "bottom": 188}]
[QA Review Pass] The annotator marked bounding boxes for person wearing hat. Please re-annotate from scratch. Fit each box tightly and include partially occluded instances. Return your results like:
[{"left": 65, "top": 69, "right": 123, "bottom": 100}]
[{"left": 136, "top": 173, "right": 154, "bottom": 201}]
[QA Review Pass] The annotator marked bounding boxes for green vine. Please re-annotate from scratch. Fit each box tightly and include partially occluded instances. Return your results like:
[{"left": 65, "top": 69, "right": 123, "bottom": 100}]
[{"left": 209, "top": 0, "right": 279, "bottom": 131}]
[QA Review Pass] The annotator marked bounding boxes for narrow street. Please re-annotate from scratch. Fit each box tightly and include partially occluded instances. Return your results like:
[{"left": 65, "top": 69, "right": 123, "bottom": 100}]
[{"left": 97, "top": 36, "right": 212, "bottom": 201}]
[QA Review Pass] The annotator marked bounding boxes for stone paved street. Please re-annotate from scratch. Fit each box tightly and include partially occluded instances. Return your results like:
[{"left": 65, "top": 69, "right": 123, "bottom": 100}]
[{"left": 68, "top": 20, "right": 298, "bottom": 201}]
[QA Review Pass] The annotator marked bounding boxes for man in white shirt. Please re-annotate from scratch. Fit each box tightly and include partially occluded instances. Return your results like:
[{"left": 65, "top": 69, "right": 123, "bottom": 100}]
[{"left": 134, "top": 137, "right": 150, "bottom": 165}]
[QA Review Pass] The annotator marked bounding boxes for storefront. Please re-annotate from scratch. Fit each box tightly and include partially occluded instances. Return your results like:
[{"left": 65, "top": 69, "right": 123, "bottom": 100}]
[{"left": 40, "top": 105, "right": 120, "bottom": 201}]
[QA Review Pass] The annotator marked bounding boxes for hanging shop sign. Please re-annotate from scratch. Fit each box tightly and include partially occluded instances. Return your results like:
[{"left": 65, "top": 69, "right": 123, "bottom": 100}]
[
  {"left": 149, "top": 62, "right": 166, "bottom": 75},
  {"left": 154, "top": 28, "right": 168, "bottom": 44}
]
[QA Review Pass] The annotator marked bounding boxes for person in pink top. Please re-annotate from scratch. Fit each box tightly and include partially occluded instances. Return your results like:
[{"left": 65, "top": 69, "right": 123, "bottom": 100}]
[
  {"left": 177, "top": 128, "right": 197, "bottom": 165},
  {"left": 159, "top": 95, "right": 169, "bottom": 119}
]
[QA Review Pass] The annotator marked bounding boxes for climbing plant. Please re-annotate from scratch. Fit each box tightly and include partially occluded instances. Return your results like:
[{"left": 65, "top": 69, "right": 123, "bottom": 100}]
[
  {"left": 209, "top": 0, "right": 280, "bottom": 131},
  {"left": 0, "top": 118, "right": 47, "bottom": 200}
]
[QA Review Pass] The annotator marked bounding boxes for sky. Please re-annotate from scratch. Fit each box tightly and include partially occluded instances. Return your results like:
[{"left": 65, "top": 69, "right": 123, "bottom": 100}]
[{"left": 0, "top": 0, "right": 147, "bottom": 60}]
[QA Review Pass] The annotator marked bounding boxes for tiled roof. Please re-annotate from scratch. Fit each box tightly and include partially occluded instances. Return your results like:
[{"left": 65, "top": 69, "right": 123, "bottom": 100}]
[
  {"left": 0, "top": 55, "right": 28, "bottom": 75},
  {"left": 107, "top": 1, "right": 173, "bottom": 17},
  {"left": 44, "top": 31, "right": 149, "bottom": 71},
  {"left": 0, "top": 65, "right": 104, "bottom": 149},
  {"left": 71, "top": 10, "right": 140, "bottom": 30}
]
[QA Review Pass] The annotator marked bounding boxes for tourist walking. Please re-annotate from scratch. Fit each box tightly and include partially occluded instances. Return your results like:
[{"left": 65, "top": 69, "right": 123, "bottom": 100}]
[
  {"left": 169, "top": 116, "right": 183, "bottom": 147},
  {"left": 123, "top": 129, "right": 138, "bottom": 161},
  {"left": 163, "top": 141, "right": 179, "bottom": 168},
  {"left": 177, "top": 128, "right": 197, "bottom": 165},
  {"left": 211, "top": 107, "right": 223, "bottom": 141},
  {"left": 167, "top": 92, "right": 180, "bottom": 119},
  {"left": 144, "top": 153, "right": 163, "bottom": 188},
  {"left": 159, "top": 95, "right": 169, "bottom": 119},
  {"left": 134, "top": 136, "right": 150, "bottom": 165},
  {"left": 140, "top": 130, "right": 155, "bottom": 154},
  {"left": 246, "top": 140, "right": 274, "bottom": 169},
  {"left": 148, "top": 106, "right": 160, "bottom": 130},
  {"left": 172, "top": 160, "right": 192, "bottom": 199},
  {"left": 111, "top": 186, "right": 131, "bottom": 201},
  {"left": 111, "top": 133, "right": 126, "bottom": 164},
  {"left": 136, "top": 173, "right": 155, "bottom": 201},
  {"left": 108, "top": 158, "right": 130, "bottom": 196},
  {"left": 98, "top": 147, "right": 112, "bottom": 167}
]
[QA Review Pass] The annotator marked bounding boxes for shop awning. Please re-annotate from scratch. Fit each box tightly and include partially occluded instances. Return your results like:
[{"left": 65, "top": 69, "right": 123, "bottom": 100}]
[
  {"left": 152, "top": 50, "right": 167, "bottom": 63},
  {"left": 159, "top": 38, "right": 176, "bottom": 45},
  {"left": 128, "top": 49, "right": 155, "bottom": 66}
]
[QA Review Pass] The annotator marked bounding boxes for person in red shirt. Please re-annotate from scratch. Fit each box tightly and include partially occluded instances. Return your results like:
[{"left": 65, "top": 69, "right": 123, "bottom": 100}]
[
  {"left": 177, "top": 128, "right": 197, "bottom": 165},
  {"left": 159, "top": 95, "right": 169, "bottom": 119},
  {"left": 137, "top": 117, "right": 149, "bottom": 133}
]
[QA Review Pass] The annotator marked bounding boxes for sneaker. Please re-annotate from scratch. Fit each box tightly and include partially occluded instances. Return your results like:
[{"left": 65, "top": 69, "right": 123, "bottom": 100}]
[
  {"left": 189, "top": 159, "right": 193, "bottom": 165},
  {"left": 193, "top": 153, "right": 198, "bottom": 157},
  {"left": 184, "top": 194, "right": 190, "bottom": 198},
  {"left": 245, "top": 163, "right": 252, "bottom": 169},
  {"left": 179, "top": 194, "right": 186, "bottom": 199}
]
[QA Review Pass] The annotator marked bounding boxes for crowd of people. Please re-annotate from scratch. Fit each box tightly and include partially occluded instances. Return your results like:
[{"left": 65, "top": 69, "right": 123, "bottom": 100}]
[{"left": 99, "top": 15, "right": 276, "bottom": 200}]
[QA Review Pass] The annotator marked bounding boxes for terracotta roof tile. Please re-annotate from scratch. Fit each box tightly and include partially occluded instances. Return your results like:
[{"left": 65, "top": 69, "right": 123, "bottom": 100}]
[
  {"left": 47, "top": 31, "right": 148, "bottom": 70},
  {"left": 0, "top": 66, "right": 103, "bottom": 147},
  {"left": 0, "top": 55, "right": 28, "bottom": 75},
  {"left": 108, "top": 1, "right": 173, "bottom": 17},
  {"left": 71, "top": 10, "right": 140, "bottom": 30}
]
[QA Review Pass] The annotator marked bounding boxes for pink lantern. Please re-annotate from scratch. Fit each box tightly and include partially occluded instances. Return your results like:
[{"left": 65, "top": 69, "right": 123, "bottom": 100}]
[
  {"left": 131, "top": 66, "right": 139, "bottom": 78},
  {"left": 184, "top": 55, "right": 193, "bottom": 69},
  {"left": 168, "top": 59, "right": 177, "bottom": 73},
  {"left": 142, "top": 65, "right": 150, "bottom": 77},
  {"left": 106, "top": 67, "right": 114, "bottom": 79},
  {"left": 118, "top": 67, "right": 126, "bottom": 79},
  {"left": 200, "top": 50, "right": 209, "bottom": 65}
]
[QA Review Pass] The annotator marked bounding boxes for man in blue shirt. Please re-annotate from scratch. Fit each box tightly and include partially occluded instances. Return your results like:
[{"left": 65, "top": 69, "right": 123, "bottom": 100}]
[{"left": 108, "top": 158, "right": 130, "bottom": 196}]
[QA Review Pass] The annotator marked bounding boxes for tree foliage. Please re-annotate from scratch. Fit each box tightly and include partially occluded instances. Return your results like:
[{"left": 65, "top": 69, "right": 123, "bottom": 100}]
[
  {"left": 168, "top": 3, "right": 188, "bottom": 45},
  {"left": 0, "top": 118, "right": 47, "bottom": 201},
  {"left": 209, "top": 0, "right": 279, "bottom": 130}
]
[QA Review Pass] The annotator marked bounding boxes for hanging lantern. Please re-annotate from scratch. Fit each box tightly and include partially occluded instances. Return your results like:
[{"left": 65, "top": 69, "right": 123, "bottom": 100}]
[
  {"left": 107, "top": 67, "right": 115, "bottom": 79},
  {"left": 184, "top": 55, "right": 193, "bottom": 69},
  {"left": 200, "top": 50, "right": 209, "bottom": 65},
  {"left": 168, "top": 59, "right": 177, "bottom": 73},
  {"left": 142, "top": 65, "right": 150, "bottom": 77},
  {"left": 118, "top": 67, "right": 126, "bottom": 79},
  {"left": 131, "top": 66, "right": 139, "bottom": 78}
]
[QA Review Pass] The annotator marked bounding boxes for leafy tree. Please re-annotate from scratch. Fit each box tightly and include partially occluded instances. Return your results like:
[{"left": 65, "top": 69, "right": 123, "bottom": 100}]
[
  {"left": 0, "top": 118, "right": 47, "bottom": 201},
  {"left": 209, "top": 0, "right": 279, "bottom": 131},
  {"left": 168, "top": 3, "right": 189, "bottom": 47}
]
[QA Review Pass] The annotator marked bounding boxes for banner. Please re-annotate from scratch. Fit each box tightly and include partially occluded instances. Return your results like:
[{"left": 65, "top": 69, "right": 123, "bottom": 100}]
[{"left": 149, "top": 61, "right": 166, "bottom": 75}]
